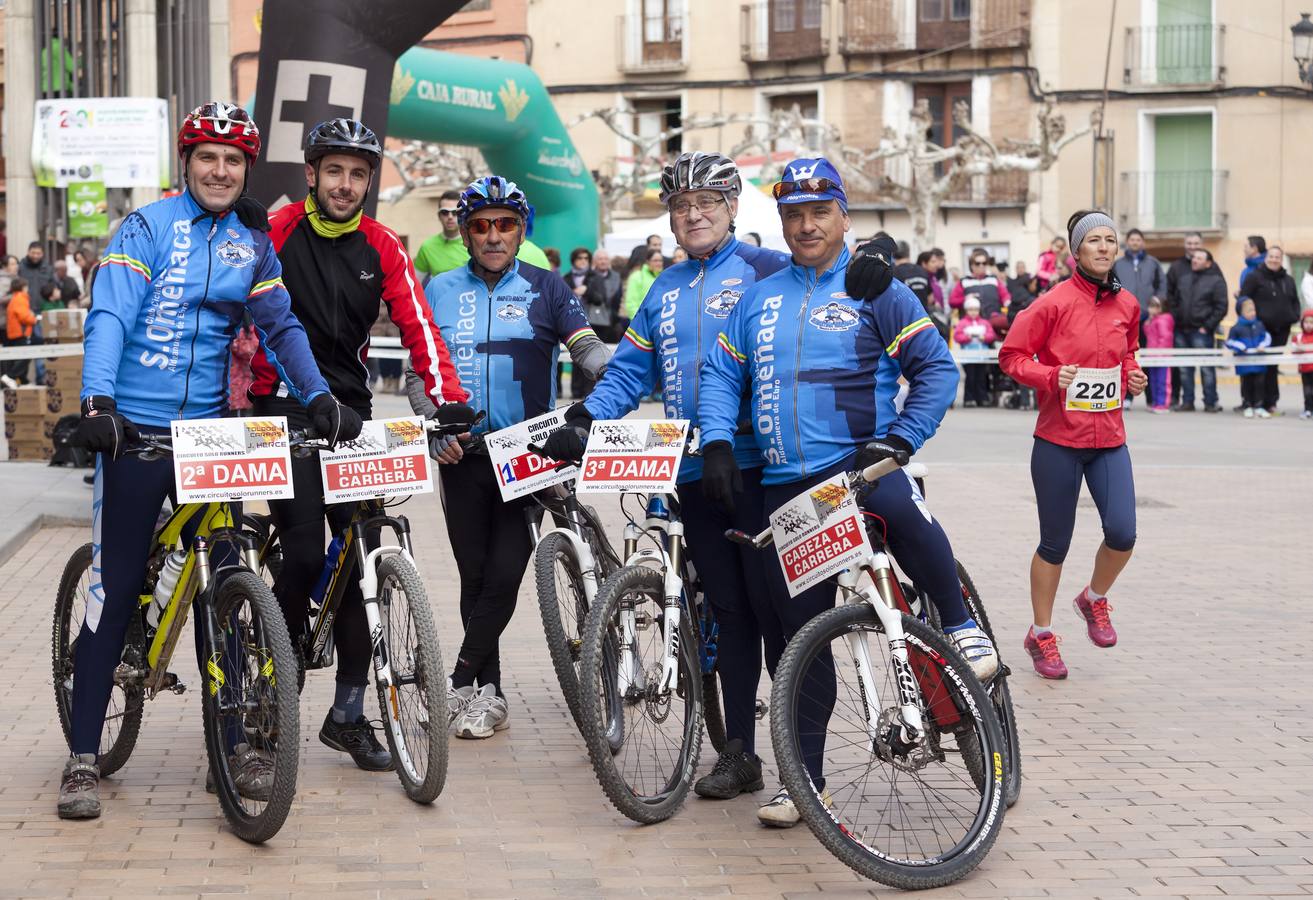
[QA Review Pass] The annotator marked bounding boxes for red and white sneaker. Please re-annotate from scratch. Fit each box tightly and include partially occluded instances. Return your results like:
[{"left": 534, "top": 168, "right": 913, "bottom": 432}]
[
  {"left": 1023, "top": 628, "right": 1068, "bottom": 679},
  {"left": 1073, "top": 589, "right": 1117, "bottom": 647}
]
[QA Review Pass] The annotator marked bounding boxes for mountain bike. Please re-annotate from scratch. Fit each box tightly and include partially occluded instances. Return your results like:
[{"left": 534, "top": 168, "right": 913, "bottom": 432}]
[
  {"left": 729, "top": 456, "right": 1007, "bottom": 890},
  {"left": 52, "top": 434, "right": 299, "bottom": 844},
  {"left": 244, "top": 421, "right": 466, "bottom": 804},
  {"left": 576, "top": 489, "right": 728, "bottom": 824}
]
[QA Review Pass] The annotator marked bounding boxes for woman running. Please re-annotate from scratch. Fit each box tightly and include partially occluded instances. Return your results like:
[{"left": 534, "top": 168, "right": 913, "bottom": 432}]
[{"left": 999, "top": 210, "right": 1148, "bottom": 679}]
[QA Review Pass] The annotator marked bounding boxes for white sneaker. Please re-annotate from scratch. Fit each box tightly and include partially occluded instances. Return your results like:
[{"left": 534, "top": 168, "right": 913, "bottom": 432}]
[
  {"left": 946, "top": 624, "right": 1000, "bottom": 681},
  {"left": 757, "top": 785, "right": 832, "bottom": 828},
  {"left": 1256, "top": 407, "right": 1272, "bottom": 419},
  {"left": 455, "top": 684, "right": 509, "bottom": 739},
  {"left": 447, "top": 679, "right": 475, "bottom": 728},
  {"left": 1301, "top": 410, "right": 1313, "bottom": 420},
  {"left": 1243, "top": 407, "right": 1255, "bottom": 419}
]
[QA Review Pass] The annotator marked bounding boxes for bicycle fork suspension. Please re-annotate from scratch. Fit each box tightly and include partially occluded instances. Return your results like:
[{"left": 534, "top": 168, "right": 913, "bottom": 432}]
[
  {"left": 657, "top": 524, "right": 686, "bottom": 694},
  {"left": 849, "top": 560, "right": 926, "bottom": 746}
]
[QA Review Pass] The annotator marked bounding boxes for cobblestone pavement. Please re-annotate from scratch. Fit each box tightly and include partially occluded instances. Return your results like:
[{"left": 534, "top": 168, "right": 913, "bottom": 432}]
[{"left": 1, "top": 401, "right": 1310, "bottom": 898}]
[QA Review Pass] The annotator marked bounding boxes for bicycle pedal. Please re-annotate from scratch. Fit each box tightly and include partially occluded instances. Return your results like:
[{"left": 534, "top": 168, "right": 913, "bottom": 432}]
[
  {"left": 159, "top": 672, "right": 187, "bottom": 694},
  {"left": 754, "top": 699, "right": 769, "bottom": 721},
  {"left": 170, "top": 681, "right": 188, "bottom": 694}
]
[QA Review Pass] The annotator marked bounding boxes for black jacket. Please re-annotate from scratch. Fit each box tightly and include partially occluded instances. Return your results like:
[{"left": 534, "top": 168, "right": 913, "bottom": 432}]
[
  {"left": 1172, "top": 264, "right": 1228, "bottom": 333},
  {"left": 1239, "top": 266, "right": 1300, "bottom": 334},
  {"left": 18, "top": 257, "right": 54, "bottom": 300},
  {"left": 1166, "top": 255, "right": 1225, "bottom": 312},
  {"left": 893, "top": 262, "right": 933, "bottom": 307}
]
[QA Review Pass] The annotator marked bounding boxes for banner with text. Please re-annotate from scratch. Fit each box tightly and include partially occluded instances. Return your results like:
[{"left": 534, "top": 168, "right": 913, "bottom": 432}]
[
  {"left": 32, "top": 97, "right": 169, "bottom": 188},
  {"left": 484, "top": 408, "right": 578, "bottom": 502},
  {"left": 576, "top": 420, "right": 689, "bottom": 495},
  {"left": 319, "top": 417, "right": 433, "bottom": 504},
  {"left": 171, "top": 417, "right": 294, "bottom": 503},
  {"left": 769, "top": 474, "right": 872, "bottom": 598}
]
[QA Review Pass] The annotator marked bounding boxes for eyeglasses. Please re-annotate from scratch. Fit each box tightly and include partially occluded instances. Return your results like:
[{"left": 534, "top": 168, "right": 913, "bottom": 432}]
[
  {"left": 466, "top": 216, "right": 521, "bottom": 235},
  {"left": 772, "top": 177, "right": 839, "bottom": 200},
  {"left": 438, "top": 208, "right": 458, "bottom": 218},
  {"left": 970, "top": 260, "right": 988, "bottom": 267},
  {"left": 670, "top": 196, "right": 724, "bottom": 218}
]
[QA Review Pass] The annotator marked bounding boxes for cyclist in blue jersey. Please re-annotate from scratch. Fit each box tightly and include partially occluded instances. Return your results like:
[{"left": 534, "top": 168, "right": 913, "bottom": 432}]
[
  {"left": 697, "top": 158, "right": 998, "bottom": 827},
  {"left": 539, "top": 152, "right": 896, "bottom": 802},
  {"left": 56, "top": 102, "right": 360, "bottom": 822},
  {"left": 406, "top": 176, "right": 609, "bottom": 740}
]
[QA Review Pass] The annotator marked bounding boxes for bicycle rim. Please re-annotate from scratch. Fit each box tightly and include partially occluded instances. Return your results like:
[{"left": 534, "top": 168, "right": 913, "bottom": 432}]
[
  {"left": 580, "top": 566, "right": 701, "bottom": 823},
  {"left": 772, "top": 605, "right": 1005, "bottom": 889},
  {"left": 52, "top": 542, "right": 145, "bottom": 777},
  {"left": 201, "top": 571, "right": 299, "bottom": 844},
  {"left": 375, "top": 555, "right": 448, "bottom": 803}
]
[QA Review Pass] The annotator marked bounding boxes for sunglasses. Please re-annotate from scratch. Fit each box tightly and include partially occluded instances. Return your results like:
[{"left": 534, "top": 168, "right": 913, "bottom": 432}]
[
  {"left": 772, "top": 177, "right": 839, "bottom": 200},
  {"left": 438, "top": 208, "right": 458, "bottom": 218},
  {"left": 466, "top": 216, "right": 520, "bottom": 235}
]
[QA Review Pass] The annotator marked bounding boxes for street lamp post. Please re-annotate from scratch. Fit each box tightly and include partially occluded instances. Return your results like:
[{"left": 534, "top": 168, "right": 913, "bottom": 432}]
[{"left": 1292, "top": 13, "right": 1313, "bottom": 85}]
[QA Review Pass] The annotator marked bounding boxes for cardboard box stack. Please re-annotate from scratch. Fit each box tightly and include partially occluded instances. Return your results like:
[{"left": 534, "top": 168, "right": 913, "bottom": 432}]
[
  {"left": 42, "top": 308, "right": 86, "bottom": 344},
  {"left": 2, "top": 386, "right": 69, "bottom": 460}
]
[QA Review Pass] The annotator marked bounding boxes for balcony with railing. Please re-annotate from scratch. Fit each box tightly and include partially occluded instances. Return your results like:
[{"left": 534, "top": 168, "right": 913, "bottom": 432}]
[
  {"left": 741, "top": 0, "right": 830, "bottom": 64},
  {"left": 839, "top": 0, "right": 912, "bottom": 54},
  {"left": 845, "top": 165, "right": 1030, "bottom": 209},
  {"left": 617, "top": 10, "right": 688, "bottom": 73},
  {"left": 1117, "top": 170, "right": 1229, "bottom": 233},
  {"left": 1124, "top": 24, "right": 1225, "bottom": 88}
]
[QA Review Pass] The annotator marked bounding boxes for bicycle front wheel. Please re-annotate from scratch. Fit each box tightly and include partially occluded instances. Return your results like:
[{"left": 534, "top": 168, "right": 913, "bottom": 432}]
[
  {"left": 201, "top": 571, "right": 299, "bottom": 844},
  {"left": 579, "top": 565, "right": 702, "bottom": 824},
  {"left": 534, "top": 532, "right": 590, "bottom": 730},
  {"left": 52, "top": 542, "right": 145, "bottom": 776},
  {"left": 771, "top": 603, "right": 1006, "bottom": 890},
  {"left": 374, "top": 554, "right": 448, "bottom": 804}
]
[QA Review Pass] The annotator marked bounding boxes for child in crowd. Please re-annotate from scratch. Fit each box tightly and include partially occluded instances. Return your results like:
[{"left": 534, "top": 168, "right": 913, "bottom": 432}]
[
  {"left": 953, "top": 295, "right": 996, "bottom": 407},
  {"left": 1226, "top": 297, "right": 1271, "bottom": 418},
  {"left": 1292, "top": 307, "right": 1313, "bottom": 419},
  {"left": 1143, "top": 296, "right": 1175, "bottom": 413}
]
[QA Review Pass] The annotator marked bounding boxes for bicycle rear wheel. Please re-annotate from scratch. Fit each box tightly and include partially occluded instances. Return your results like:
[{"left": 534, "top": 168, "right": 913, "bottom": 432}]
[
  {"left": 534, "top": 532, "right": 590, "bottom": 730},
  {"left": 51, "top": 542, "right": 145, "bottom": 777},
  {"left": 201, "top": 571, "right": 299, "bottom": 844},
  {"left": 579, "top": 565, "right": 702, "bottom": 824},
  {"left": 771, "top": 603, "right": 1006, "bottom": 890},
  {"left": 374, "top": 554, "right": 448, "bottom": 804},
  {"left": 956, "top": 560, "right": 1022, "bottom": 808}
]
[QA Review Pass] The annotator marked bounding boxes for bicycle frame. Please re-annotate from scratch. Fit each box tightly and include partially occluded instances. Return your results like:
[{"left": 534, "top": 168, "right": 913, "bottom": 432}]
[{"left": 141, "top": 501, "right": 257, "bottom": 698}]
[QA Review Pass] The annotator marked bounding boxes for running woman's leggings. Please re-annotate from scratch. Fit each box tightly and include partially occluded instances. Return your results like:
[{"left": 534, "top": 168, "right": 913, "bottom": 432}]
[{"left": 1031, "top": 437, "right": 1137, "bottom": 565}]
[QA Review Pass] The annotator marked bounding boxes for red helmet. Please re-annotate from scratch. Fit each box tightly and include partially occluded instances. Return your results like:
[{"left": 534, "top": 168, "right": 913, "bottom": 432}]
[{"left": 177, "top": 101, "right": 261, "bottom": 162}]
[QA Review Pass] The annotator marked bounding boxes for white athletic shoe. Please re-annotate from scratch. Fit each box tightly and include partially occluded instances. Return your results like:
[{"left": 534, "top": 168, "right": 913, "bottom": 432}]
[
  {"left": 947, "top": 624, "right": 1000, "bottom": 681},
  {"left": 1243, "top": 407, "right": 1255, "bottom": 419},
  {"left": 447, "top": 679, "right": 475, "bottom": 728},
  {"left": 757, "top": 785, "right": 832, "bottom": 828},
  {"left": 1255, "top": 408, "right": 1272, "bottom": 419},
  {"left": 455, "top": 684, "right": 509, "bottom": 739}
]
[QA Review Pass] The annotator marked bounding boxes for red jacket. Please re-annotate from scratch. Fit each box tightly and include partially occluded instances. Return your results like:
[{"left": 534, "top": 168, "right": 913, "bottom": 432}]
[
  {"left": 1293, "top": 310, "right": 1313, "bottom": 374},
  {"left": 249, "top": 202, "right": 465, "bottom": 412},
  {"left": 999, "top": 269, "right": 1141, "bottom": 449}
]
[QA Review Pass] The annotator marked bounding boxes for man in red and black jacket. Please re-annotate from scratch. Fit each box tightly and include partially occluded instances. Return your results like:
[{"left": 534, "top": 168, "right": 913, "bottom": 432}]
[{"left": 248, "top": 118, "right": 471, "bottom": 774}]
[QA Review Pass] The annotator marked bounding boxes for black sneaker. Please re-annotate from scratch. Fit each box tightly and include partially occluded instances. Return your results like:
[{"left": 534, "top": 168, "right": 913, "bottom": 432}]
[
  {"left": 693, "top": 738, "right": 764, "bottom": 799},
  {"left": 319, "top": 711, "right": 394, "bottom": 772},
  {"left": 1171, "top": 403, "right": 1196, "bottom": 412},
  {"left": 57, "top": 753, "right": 101, "bottom": 819},
  {"left": 1203, "top": 404, "right": 1223, "bottom": 413}
]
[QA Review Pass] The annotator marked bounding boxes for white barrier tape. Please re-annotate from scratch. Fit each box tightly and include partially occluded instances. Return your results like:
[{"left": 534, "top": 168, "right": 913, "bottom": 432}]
[{"left": 0, "top": 343, "right": 84, "bottom": 361}]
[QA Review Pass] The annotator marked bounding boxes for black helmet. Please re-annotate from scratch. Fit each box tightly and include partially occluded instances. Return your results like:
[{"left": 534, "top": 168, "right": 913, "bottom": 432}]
[
  {"left": 304, "top": 118, "right": 382, "bottom": 168},
  {"left": 658, "top": 152, "right": 742, "bottom": 205}
]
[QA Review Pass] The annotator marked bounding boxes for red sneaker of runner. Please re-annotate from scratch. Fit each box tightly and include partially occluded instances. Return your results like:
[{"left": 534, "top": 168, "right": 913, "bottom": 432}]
[
  {"left": 1073, "top": 589, "right": 1118, "bottom": 647},
  {"left": 1023, "top": 628, "right": 1068, "bottom": 679}
]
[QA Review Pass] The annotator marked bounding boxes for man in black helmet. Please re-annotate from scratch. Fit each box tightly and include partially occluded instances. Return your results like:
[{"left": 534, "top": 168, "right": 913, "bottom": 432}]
[{"left": 247, "top": 118, "right": 471, "bottom": 773}]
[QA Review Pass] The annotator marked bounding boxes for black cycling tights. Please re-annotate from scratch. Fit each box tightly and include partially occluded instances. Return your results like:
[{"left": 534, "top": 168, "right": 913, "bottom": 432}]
[
  {"left": 439, "top": 453, "right": 534, "bottom": 693},
  {"left": 268, "top": 449, "right": 371, "bottom": 688}
]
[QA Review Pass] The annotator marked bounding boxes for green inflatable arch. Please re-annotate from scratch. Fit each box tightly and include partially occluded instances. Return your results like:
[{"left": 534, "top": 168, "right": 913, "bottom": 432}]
[{"left": 387, "top": 48, "right": 599, "bottom": 254}]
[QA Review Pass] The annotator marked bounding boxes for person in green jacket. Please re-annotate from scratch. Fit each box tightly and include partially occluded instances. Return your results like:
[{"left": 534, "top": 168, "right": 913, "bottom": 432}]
[
  {"left": 623, "top": 248, "right": 664, "bottom": 319},
  {"left": 414, "top": 189, "right": 554, "bottom": 276}
]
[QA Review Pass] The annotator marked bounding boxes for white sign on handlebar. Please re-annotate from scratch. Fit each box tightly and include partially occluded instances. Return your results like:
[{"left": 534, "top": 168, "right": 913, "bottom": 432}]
[
  {"left": 576, "top": 419, "right": 689, "bottom": 495},
  {"left": 484, "top": 408, "right": 579, "bottom": 502},
  {"left": 769, "top": 473, "right": 873, "bottom": 598},
  {"left": 170, "top": 416, "right": 294, "bottom": 503},
  {"left": 318, "top": 416, "right": 434, "bottom": 504}
]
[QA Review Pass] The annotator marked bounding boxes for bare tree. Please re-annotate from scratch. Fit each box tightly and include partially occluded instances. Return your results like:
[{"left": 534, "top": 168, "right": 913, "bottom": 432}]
[
  {"left": 379, "top": 140, "right": 483, "bottom": 204},
  {"left": 823, "top": 100, "right": 1098, "bottom": 251}
]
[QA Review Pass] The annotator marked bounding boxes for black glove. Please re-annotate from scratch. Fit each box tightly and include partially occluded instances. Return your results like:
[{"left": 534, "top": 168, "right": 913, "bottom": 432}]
[
  {"left": 232, "top": 196, "right": 270, "bottom": 233},
  {"left": 71, "top": 395, "right": 138, "bottom": 460},
  {"left": 701, "top": 440, "right": 742, "bottom": 514},
  {"left": 846, "top": 236, "right": 896, "bottom": 302},
  {"left": 538, "top": 402, "right": 592, "bottom": 463},
  {"left": 435, "top": 402, "right": 477, "bottom": 430},
  {"left": 856, "top": 436, "right": 912, "bottom": 472},
  {"left": 308, "top": 394, "right": 363, "bottom": 446}
]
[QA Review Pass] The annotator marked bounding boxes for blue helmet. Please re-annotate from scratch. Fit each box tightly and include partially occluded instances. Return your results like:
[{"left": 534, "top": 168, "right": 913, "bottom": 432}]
[{"left": 457, "top": 175, "right": 535, "bottom": 235}]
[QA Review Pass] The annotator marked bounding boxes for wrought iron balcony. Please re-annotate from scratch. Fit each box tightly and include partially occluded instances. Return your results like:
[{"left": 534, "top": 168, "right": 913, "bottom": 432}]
[
  {"left": 616, "top": 11, "right": 687, "bottom": 74},
  {"left": 741, "top": 0, "right": 830, "bottom": 63},
  {"left": 839, "top": 0, "right": 911, "bottom": 54},
  {"left": 1117, "top": 170, "right": 1229, "bottom": 233},
  {"left": 1124, "top": 24, "right": 1226, "bottom": 88}
]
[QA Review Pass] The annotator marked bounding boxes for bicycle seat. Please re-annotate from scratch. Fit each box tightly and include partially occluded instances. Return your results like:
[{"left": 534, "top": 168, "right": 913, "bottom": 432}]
[{"left": 905, "top": 462, "right": 929, "bottom": 480}]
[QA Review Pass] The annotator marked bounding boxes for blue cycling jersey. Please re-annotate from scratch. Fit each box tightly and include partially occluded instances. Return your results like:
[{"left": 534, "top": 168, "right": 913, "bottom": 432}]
[
  {"left": 424, "top": 260, "right": 595, "bottom": 433},
  {"left": 82, "top": 190, "right": 329, "bottom": 427},
  {"left": 584, "top": 237, "right": 786, "bottom": 483},
  {"left": 699, "top": 246, "right": 959, "bottom": 484}
]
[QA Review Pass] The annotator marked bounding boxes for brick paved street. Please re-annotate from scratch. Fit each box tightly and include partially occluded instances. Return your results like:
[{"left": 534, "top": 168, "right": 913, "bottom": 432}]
[{"left": 1, "top": 400, "right": 1310, "bottom": 898}]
